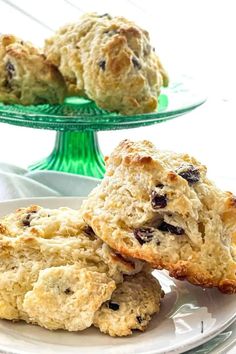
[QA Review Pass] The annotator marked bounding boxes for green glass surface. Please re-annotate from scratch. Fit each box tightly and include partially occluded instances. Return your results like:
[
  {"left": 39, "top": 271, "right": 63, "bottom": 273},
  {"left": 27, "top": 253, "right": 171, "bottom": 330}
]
[
  {"left": 29, "top": 131, "right": 105, "bottom": 178},
  {"left": 0, "top": 76, "right": 206, "bottom": 178}
]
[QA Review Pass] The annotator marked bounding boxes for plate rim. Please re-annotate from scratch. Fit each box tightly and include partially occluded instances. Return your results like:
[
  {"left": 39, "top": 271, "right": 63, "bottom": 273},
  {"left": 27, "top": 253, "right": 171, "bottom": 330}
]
[{"left": 0, "top": 196, "right": 235, "bottom": 354}]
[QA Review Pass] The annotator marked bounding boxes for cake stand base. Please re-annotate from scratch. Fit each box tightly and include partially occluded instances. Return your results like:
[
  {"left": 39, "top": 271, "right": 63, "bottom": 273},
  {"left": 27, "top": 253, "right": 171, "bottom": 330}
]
[{"left": 29, "top": 131, "right": 105, "bottom": 178}]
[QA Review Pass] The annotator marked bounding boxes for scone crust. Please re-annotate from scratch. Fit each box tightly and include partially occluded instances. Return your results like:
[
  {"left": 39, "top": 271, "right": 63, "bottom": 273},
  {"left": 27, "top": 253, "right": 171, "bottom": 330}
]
[
  {"left": 0, "top": 34, "right": 66, "bottom": 105},
  {"left": 45, "top": 13, "right": 168, "bottom": 114},
  {"left": 94, "top": 272, "right": 163, "bottom": 336},
  {"left": 82, "top": 140, "right": 236, "bottom": 294}
]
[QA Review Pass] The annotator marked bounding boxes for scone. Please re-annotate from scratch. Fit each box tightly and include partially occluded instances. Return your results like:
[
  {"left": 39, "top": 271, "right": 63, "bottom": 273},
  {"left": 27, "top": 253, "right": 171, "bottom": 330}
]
[
  {"left": 24, "top": 269, "right": 162, "bottom": 336},
  {"left": 0, "top": 34, "right": 66, "bottom": 105},
  {"left": 94, "top": 271, "right": 163, "bottom": 336},
  {"left": 0, "top": 205, "right": 142, "bottom": 330},
  {"left": 45, "top": 13, "right": 168, "bottom": 114},
  {"left": 23, "top": 265, "right": 116, "bottom": 331},
  {"left": 82, "top": 140, "right": 236, "bottom": 294}
]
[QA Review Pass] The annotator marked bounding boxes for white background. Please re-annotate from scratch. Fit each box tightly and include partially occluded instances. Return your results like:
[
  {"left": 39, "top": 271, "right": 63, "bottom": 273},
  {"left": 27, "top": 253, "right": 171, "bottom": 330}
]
[{"left": 0, "top": 0, "right": 235, "bottom": 184}]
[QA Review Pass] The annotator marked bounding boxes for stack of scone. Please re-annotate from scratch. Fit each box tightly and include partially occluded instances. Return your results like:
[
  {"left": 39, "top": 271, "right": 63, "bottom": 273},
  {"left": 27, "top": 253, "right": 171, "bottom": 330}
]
[
  {"left": 0, "top": 13, "right": 168, "bottom": 114},
  {"left": 0, "top": 205, "right": 163, "bottom": 336},
  {"left": 0, "top": 140, "right": 235, "bottom": 337}
]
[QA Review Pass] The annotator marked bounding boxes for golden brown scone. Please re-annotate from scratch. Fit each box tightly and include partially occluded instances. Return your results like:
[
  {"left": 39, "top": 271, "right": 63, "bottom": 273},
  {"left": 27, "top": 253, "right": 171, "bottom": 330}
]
[
  {"left": 82, "top": 140, "right": 236, "bottom": 294},
  {"left": 94, "top": 272, "right": 163, "bottom": 336},
  {"left": 0, "top": 206, "right": 142, "bottom": 329},
  {"left": 23, "top": 265, "right": 115, "bottom": 331},
  {"left": 0, "top": 34, "right": 66, "bottom": 105},
  {"left": 44, "top": 13, "right": 168, "bottom": 114}
]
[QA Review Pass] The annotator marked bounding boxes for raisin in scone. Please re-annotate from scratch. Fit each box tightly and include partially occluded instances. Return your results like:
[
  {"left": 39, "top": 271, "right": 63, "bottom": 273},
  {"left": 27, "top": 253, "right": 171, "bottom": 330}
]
[
  {"left": 44, "top": 13, "right": 168, "bottom": 114},
  {"left": 94, "top": 271, "right": 163, "bottom": 336},
  {"left": 82, "top": 140, "right": 236, "bottom": 294},
  {"left": 0, "top": 34, "right": 66, "bottom": 105},
  {"left": 0, "top": 205, "right": 143, "bottom": 330}
]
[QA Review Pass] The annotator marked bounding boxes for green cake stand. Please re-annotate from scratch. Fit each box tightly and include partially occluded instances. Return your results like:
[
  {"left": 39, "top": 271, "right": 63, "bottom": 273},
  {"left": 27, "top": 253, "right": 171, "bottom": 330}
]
[{"left": 0, "top": 75, "right": 206, "bottom": 179}]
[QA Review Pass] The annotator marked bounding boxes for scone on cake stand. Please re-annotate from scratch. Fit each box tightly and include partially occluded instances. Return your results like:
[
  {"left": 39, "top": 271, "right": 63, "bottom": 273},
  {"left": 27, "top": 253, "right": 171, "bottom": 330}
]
[
  {"left": 0, "top": 14, "right": 206, "bottom": 178},
  {"left": 0, "top": 77, "right": 206, "bottom": 178}
]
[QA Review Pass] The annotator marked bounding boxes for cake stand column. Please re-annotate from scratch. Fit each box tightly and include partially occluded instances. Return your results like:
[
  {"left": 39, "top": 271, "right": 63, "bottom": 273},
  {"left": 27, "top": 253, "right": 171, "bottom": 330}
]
[{"left": 29, "top": 130, "right": 105, "bottom": 178}]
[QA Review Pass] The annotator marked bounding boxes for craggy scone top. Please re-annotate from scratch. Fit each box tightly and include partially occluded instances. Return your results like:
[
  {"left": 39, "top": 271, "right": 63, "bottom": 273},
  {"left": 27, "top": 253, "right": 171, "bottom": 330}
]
[
  {"left": 82, "top": 140, "right": 236, "bottom": 294},
  {"left": 45, "top": 13, "right": 168, "bottom": 114}
]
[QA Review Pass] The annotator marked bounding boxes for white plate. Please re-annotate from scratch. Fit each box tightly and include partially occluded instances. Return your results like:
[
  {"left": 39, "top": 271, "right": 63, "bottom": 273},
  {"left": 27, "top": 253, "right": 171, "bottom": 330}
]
[{"left": 0, "top": 197, "right": 235, "bottom": 354}]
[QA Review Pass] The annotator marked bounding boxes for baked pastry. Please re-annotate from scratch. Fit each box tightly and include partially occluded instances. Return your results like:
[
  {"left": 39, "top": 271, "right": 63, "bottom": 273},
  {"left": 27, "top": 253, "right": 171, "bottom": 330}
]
[
  {"left": 0, "top": 205, "right": 142, "bottom": 329},
  {"left": 44, "top": 13, "right": 168, "bottom": 114},
  {"left": 0, "top": 205, "right": 162, "bottom": 335},
  {"left": 94, "top": 271, "right": 163, "bottom": 336},
  {"left": 82, "top": 140, "right": 236, "bottom": 294},
  {"left": 24, "top": 269, "right": 162, "bottom": 335},
  {"left": 23, "top": 264, "right": 116, "bottom": 331},
  {"left": 0, "top": 34, "right": 66, "bottom": 105}
]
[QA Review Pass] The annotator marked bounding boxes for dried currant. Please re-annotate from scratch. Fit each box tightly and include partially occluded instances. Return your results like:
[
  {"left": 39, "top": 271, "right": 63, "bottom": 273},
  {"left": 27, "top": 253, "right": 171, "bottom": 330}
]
[
  {"left": 132, "top": 56, "right": 142, "bottom": 70},
  {"left": 151, "top": 190, "right": 167, "bottom": 209},
  {"left": 177, "top": 164, "right": 200, "bottom": 185},
  {"left": 158, "top": 221, "right": 184, "bottom": 235},
  {"left": 64, "top": 288, "right": 74, "bottom": 295},
  {"left": 98, "top": 13, "right": 112, "bottom": 19},
  {"left": 108, "top": 302, "right": 119, "bottom": 311},
  {"left": 6, "top": 61, "right": 15, "bottom": 79},
  {"left": 83, "top": 225, "right": 96, "bottom": 240},
  {"left": 83, "top": 225, "right": 94, "bottom": 236},
  {"left": 98, "top": 60, "right": 106, "bottom": 71},
  {"left": 134, "top": 227, "right": 154, "bottom": 245},
  {"left": 22, "top": 211, "right": 37, "bottom": 227},
  {"left": 136, "top": 316, "right": 142, "bottom": 324},
  {"left": 3, "top": 78, "right": 11, "bottom": 89},
  {"left": 22, "top": 214, "right": 32, "bottom": 227}
]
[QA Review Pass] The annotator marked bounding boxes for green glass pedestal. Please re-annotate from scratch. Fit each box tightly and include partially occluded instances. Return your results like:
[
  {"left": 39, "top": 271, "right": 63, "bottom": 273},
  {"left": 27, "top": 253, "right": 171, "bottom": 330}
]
[{"left": 29, "top": 131, "right": 105, "bottom": 178}]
